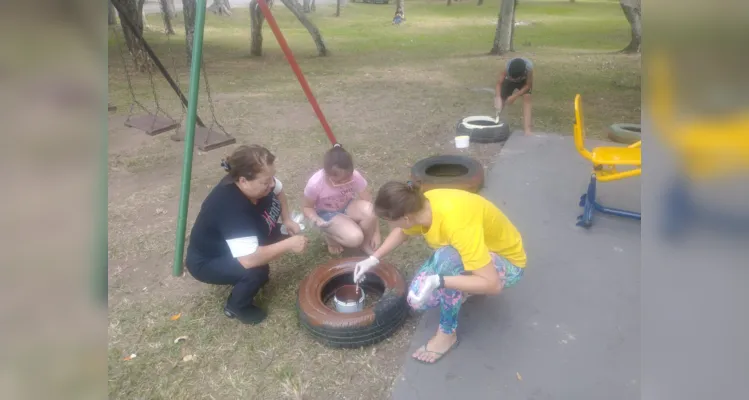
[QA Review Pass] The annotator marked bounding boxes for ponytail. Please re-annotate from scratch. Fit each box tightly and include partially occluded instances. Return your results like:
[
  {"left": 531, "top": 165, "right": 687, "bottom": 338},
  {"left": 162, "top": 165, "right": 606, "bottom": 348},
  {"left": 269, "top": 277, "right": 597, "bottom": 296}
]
[{"left": 374, "top": 180, "right": 427, "bottom": 220}]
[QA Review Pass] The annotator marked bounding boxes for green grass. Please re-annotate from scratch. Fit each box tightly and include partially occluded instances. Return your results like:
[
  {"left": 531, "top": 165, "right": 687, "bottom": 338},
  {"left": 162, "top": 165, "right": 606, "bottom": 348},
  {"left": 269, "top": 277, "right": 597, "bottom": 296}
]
[
  {"left": 109, "top": 0, "right": 639, "bottom": 135},
  {"left": 108, "top": 1, "right": 640, "bottom": 399}
]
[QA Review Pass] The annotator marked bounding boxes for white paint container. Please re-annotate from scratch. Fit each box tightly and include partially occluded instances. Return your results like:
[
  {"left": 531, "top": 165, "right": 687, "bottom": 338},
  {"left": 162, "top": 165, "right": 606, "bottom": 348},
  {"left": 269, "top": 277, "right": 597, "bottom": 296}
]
[
  {"left": 333, "top": 285, "right": 365, "bottom": 313},
  {"left": 455, "top": 135, "right": 470, "bottom": 149}
]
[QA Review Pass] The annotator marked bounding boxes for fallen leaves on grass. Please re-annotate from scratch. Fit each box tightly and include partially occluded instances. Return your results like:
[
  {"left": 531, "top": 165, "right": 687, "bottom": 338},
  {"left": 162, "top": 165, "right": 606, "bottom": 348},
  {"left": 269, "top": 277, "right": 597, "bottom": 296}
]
[
  {"left": 182, "top": 354, "right": 196, "bottom": 362},
  {"left": 169, "top": 313, "right": 181, "bottom": 321},
  {"left": 123, "top": 353, "right": 137, "bottom": 361}
]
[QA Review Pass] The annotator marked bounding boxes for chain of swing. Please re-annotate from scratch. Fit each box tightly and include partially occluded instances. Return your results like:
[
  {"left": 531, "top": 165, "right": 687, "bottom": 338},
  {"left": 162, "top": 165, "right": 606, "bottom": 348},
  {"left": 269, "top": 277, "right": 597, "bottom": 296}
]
[{"left": 110, "top": 3, "right": 233, "bottom": 147}]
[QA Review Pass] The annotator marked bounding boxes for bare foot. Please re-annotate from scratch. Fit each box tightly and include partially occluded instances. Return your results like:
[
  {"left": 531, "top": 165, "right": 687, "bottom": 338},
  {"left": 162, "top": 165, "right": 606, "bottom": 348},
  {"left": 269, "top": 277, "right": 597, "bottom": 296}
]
[
  {"left": 327, "top": 242, "right": 343, "bottom": 255},
  {"left": 324, "top": 236, "right": 344, "bottom": 255},
  {"left": 411, "top": 331, "right": 458, "bottom": 364},
  {"left": 524, "top": 130, "right": 533, "bottom": 136}
]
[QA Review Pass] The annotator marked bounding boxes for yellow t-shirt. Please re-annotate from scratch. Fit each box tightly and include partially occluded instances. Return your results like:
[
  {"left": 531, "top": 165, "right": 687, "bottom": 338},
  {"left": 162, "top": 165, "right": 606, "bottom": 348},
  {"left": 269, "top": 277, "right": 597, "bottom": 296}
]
[{"left": 403, "top": 189, "right": 527, "bottom": 270}]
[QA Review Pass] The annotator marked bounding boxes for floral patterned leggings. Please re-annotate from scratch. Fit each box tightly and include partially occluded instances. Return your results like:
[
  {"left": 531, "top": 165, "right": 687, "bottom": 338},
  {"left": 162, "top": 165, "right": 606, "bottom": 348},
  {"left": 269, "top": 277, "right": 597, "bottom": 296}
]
[{"left": 407, "top": 246, "right": 525, "bottom": 334}]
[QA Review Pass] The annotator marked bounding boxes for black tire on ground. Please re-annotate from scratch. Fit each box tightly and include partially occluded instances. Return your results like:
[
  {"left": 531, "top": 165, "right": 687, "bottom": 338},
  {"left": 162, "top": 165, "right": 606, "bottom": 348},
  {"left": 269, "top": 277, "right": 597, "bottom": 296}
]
[
  {"left": 298, "top": 258, "right": 409, "bottom": 349},
  {"left": 456, "top": 116, "right": 512, "bottom": 143},
  {"left": 608, "top": 123, "right": 641, "bottom": 144},
  {"left": 411, "top": 154, "right": 485, "bottom": 193}
]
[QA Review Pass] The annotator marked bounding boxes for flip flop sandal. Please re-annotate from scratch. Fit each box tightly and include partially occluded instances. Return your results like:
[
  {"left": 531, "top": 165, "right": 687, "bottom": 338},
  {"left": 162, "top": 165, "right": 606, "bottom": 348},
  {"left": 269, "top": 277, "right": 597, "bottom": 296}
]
[{"left": 412, "top": 340, "right": 460, "bottom": 365}]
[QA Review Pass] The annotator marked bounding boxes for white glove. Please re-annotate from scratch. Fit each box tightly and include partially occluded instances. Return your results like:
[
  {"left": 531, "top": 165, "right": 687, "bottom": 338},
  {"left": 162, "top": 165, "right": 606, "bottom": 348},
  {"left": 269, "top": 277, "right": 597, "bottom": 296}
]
[
  {"left": 353, "top": 256, "right": 379, "bottom": 283},
  {"left": 407, "top": 275, "right": 442, "bottom": 307}
]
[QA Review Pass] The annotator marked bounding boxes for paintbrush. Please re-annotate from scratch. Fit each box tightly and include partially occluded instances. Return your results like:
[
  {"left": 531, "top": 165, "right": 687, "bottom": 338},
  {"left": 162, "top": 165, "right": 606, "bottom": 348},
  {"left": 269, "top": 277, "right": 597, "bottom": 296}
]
[{"left": 495, "top": 105, "right": 504, "bottom": 123}]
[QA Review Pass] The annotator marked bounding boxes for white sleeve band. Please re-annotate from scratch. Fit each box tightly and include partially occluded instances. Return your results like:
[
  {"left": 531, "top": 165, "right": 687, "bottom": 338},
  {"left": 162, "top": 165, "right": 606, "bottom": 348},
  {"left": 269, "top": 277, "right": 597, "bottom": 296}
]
[
  {"left": 225, "top": 236, "right": 259, "bottom": 258},
  {"left": 273, "top": 177, "right": 283, "bottom": 195}
]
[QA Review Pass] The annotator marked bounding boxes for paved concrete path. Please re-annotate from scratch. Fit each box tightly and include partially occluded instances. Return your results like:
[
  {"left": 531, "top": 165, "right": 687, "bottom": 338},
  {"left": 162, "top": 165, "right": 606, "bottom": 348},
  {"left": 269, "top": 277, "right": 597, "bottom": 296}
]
[{"left": 391, "top": 133, "right": 641, "bottom": 400}]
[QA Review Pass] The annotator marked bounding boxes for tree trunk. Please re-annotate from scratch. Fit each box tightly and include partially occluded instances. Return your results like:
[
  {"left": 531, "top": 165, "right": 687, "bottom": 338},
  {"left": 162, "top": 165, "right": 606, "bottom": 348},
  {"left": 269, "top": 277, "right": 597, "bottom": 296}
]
[
  {"left": 619, "top": 0, "right": 641, "bottom": 53},
  {"left": 182, "top": 0, "right": 196, "bottom": 65},
  {"left": 489, "top": 0, "right": 515, "bottom": 55},
  {"left": 477, "top": 0, "right": 484, "bottom": 5},
  {"left": 108, "top": 1, "right": 117, "bottom": 25},
  {"left": 165, "top": 0, "right": 177, "bottom": 17},
  {"left": 509, "top": 0, "right": 517, "bottom": 52},
  {"left": 209, "top": 0, "right": 233, "bottom": 15},
  {"left": 249, "top": 0, "right": 266, "bottom": 56},
  {"left": 312, "top": 0, "right": 316, "bottom": 12},
  {"left": 279, "top": 0, "right": 328, "bottom": 56},
  {"left": 395, "top": 0, "right": 405, "bottom": 19},
  {"left": 113, "top": 0, "right": 150, "bottom": 70},
  {"left": 336, "top": 0, "right": 341, "bottom": 17},
  {"left": 303, "top": 0, "right": 311, "bottom": 13},
  {"left": 447, "top": 0, "right": 452, "bottom": 6},
  {"left": 160, "top": 0, "right": 176, "bottom": 34}
]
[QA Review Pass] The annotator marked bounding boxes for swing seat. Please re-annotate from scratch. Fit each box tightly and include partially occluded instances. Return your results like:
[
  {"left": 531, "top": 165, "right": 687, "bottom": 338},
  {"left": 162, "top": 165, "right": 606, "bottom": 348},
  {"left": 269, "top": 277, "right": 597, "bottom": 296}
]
[
  {"left": 171, "top": 125, "right": 236, "bottom": 152},
  {"left": 125, "top": 114, "right": 180, "bottom": 136},
  {"left": 573, "top": 94, "right": 642, "bottom": 228}
]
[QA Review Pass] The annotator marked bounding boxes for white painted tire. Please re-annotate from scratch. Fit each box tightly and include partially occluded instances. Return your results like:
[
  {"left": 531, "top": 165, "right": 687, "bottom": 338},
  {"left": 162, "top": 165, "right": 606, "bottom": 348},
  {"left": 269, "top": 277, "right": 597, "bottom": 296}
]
[{"left": 456, "top": 116, "right": 512, "bottom": 143}]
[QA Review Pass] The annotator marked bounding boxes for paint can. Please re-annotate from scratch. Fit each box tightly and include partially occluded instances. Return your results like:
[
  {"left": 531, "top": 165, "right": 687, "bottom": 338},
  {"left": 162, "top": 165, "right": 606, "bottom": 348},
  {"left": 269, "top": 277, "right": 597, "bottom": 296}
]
[
  {"left": 455, "top": 135, "right": 470, "bottom": 149},
  {"left": 333, "top": 285, "right": 366, "bottom": 313}
]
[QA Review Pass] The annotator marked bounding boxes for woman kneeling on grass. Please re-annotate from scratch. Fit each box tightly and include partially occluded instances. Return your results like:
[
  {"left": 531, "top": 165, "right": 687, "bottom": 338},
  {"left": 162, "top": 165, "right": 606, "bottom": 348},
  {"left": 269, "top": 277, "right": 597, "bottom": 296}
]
[
  {"left": 186, "top": 145, "right": 308, "bottom": 325},
  {"left": 352, "top": 182, "right": 527, "bottom": 364}
]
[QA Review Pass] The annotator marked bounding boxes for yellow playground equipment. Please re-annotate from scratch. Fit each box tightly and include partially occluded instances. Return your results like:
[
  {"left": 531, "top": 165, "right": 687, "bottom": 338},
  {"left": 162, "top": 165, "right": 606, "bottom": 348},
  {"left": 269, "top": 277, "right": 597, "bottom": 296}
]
[
  {"left": 649, "top": 54, "right": 749, "bottom": 235},
  {"left": 573, "top": 94, "right": 642, "bottom": 227}
]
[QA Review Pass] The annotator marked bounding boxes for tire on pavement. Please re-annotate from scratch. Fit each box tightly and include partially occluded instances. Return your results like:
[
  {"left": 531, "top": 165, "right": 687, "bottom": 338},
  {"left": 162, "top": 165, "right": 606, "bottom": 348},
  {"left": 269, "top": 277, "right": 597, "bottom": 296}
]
[
  {"left": 297, "top": 257, "right": 409, "bottom": 349},
  {"left": 411, "top": 154, "right": 485, "bottom": 193}
]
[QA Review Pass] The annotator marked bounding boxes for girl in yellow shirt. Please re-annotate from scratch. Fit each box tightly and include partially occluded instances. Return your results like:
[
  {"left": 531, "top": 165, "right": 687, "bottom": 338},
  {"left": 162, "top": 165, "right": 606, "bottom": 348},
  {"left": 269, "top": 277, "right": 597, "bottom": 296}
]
[{"left": 353, "top": 181, "right": 527, "bottom": 364}]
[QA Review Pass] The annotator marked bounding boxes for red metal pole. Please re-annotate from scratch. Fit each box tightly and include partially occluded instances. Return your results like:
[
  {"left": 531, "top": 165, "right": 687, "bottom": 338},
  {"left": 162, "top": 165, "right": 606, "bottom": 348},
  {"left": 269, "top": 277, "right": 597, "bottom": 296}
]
[{"left": 256, "top": 0, "right": 338, "bottom": 145}]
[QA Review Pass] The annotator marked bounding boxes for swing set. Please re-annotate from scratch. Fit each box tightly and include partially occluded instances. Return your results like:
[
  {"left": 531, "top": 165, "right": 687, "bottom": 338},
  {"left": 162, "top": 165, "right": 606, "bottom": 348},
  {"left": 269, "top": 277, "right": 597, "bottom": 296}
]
[
  {"left": 110, "top": 0, "right": 235, "bottom": 150},
  {"left": 168, "top": 0, "right": 339, "bottom": 276}
]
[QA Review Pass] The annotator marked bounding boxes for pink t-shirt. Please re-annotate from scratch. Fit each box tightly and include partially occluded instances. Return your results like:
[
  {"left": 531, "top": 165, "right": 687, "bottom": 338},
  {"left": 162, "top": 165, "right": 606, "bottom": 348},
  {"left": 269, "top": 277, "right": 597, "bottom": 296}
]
[{"left": 304, "top": 169, "right": 368, "bottom": 212}]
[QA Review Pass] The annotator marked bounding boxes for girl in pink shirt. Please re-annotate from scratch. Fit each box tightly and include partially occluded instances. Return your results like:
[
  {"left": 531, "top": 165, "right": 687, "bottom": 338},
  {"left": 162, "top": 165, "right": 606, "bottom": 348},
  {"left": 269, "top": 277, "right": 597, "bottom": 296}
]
[{"left": 302, "top": 144, "right": 381, "bottom": 255}]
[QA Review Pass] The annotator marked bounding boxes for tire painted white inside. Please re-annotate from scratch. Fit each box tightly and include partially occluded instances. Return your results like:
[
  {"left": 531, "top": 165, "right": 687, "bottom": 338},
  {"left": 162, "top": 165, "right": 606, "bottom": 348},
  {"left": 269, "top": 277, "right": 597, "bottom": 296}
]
[{"left": 461, "top": 116, "right": 504, "bottom": 130}]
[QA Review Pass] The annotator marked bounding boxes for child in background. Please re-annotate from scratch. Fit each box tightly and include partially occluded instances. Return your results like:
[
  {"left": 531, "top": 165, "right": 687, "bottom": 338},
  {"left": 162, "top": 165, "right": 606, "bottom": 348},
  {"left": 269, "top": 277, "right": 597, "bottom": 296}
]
[
  {"left": 302, "top": 144, "right": 381, "bottom": 255},
  {"left": 495, "top": 57, "right": 534, "bottom": 136}
]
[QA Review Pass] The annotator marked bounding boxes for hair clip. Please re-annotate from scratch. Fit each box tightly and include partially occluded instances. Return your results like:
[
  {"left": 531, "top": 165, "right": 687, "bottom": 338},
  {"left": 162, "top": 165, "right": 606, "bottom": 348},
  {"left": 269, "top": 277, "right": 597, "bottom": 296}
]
[
  {"left": 406, "top": 180, "right": 414, "bottom": 189},
  {"left": 220, "top": 159, "right": 231, "bottom": 171},
  {"left": 333, "top": 143, "right": 342, "bottom": 148}
]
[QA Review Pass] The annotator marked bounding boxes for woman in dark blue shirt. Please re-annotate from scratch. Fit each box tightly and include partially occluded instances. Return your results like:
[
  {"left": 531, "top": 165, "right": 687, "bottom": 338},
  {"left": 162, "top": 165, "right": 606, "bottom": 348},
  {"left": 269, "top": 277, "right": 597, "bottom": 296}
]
[{"left": 186, "top": 145, "right": 308, "bottom": 324}]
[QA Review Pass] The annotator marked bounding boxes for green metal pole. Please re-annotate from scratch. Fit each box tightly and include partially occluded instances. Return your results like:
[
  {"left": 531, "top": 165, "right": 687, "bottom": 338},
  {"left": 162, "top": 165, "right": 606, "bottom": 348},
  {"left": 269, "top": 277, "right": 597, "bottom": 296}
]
[
  {"left": 173, "top": 0, "right": 208, "bottom": 276},
  {"left": 98, "top": 13, "right": 111, "bottom": 305}
]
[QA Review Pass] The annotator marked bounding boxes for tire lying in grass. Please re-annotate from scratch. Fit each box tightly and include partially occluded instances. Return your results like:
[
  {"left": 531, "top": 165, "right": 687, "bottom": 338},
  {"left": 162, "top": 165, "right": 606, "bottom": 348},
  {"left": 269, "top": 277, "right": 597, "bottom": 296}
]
[
  {"left": 608, "top": 123, "right": 642, "bottom": 144},
  {"left": 456, "top": 116, "right": 512, "bottom": 143},
  {"left": 411, "top": 154, "right": 485, "bottom": 193},
  {"left": 297, "top": 257, "right": 409, "bottom": 349}
]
